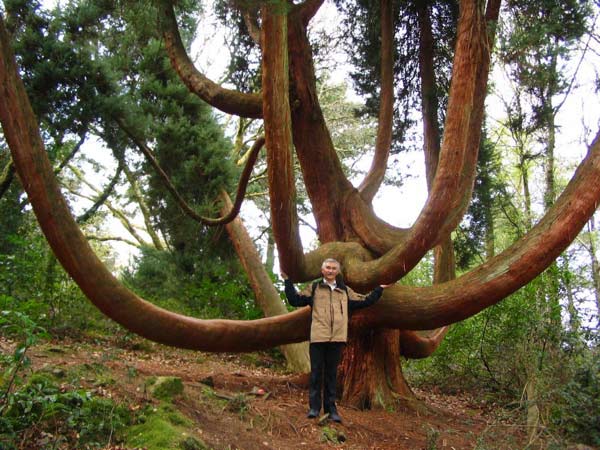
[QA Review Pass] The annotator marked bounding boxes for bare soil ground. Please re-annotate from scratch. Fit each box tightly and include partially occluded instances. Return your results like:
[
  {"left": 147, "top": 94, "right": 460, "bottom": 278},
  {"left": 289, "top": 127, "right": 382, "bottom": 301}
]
[{"left": 12, "top": 336, "right": 541, "bottom": 449}]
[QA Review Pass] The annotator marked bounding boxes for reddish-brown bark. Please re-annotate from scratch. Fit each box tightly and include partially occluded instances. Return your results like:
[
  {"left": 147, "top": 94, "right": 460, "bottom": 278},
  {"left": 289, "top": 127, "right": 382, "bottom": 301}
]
[
  {"left": 261, "top": 4, "right": 306, "bottom": 278},
  {"left": 0, "top": 16, "right": 309, "bottom": 352},
  {"left": 287, "top": 9, "right": 354, "bottom": 243},
  {"left": 358, "top": 0, "right": 394, "bottom": 203},
  {"left": 418, "top": 2, "right": 441, "bottom": 190},
  {"left": 157, "top": 0, "right": 262, "bottom": 119},
  {"left": 220, "top": 192, "right": 310, "bottom": 372},
  {"left": 339, "top": 329, "right": 415, "bottom": 409},
  {"left": 2, "top": 0, "right": 600, "bottom": 412},
  {"left": 342, "top": 0, "right": 490, "bottom": 287}
]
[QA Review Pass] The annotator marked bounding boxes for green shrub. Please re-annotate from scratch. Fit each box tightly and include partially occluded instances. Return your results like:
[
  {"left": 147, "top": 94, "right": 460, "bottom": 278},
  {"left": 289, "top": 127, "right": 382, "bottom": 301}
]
[
  {"left": 550, "top": 355, "right": 600, "bottom": 446},
  {"left": 0, "top": 373, "right": 131, "bottom": 448}
]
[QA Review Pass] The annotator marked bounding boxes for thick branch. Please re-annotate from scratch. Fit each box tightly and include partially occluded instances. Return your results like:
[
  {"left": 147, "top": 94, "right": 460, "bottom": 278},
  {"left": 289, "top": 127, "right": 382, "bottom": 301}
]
[
  {"left": 287, "top": 8, "right": 355, "bottom": 242},
  {"left": 221, "top": 191, "right": 310, "bottom": 372},
  {"left": 157, "top": 0, "right": 262, "bottom": 118},
  {"left": 399, "top": 328, "right": 449, "bottom": 359},
  {"left": 261, "top": 3, "right": 306, "bottom": 277},
  {"left": 4, "top": 3, "right": 592, "bottom": 351},
  {"left": 354, "top": 130, "right": 600, "bottom": 328},
  {"left": 347, "top": 193, "right": 408, "bottom": 255},
  {"left": 347, "top": 0, "right": 492, "bottom": 284},
  {"left": 298, "top": 0, "right": 325, "bottom": 26},
  {"left": 418, "top": 3, "right": 441, "bottom": 189},
  {"left": 0, "top": 15, "right": 313, "bottom": 351},
  {"left": 358, "top": 0, "right": 394, "bottom": 202}
]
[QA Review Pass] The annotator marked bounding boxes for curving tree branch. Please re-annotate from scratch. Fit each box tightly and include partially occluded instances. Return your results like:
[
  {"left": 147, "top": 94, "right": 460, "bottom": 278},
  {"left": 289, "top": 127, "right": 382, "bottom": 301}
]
[
  {"left": 353, "top": 130, "right": 600, "bottom": 327},
  {"left": 261, "top": 3, "right": 307, "bottom": 277},
  {"left": 4, "top": 11, "right": 600, "bottom": 345},
  {"left": 358, "top": 0, "right": 394, "bottom": 202},
  {"left": 157, "top": 0, "right": 263, "bottom": 119},
  {"left": 346, "top": 0, "right": 492, "bottom": 285},
  {"left": 117, "top": 117, "right": 263, "bottom": 226},
  {"left": 399, "top": 328, "right": 450, "bottom": 359}
]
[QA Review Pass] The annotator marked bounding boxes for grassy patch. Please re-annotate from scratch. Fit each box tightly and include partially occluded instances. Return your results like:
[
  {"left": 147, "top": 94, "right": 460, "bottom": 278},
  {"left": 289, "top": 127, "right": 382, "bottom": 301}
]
[{"left": 124, "top": 403, "right": 205, "bottom": 450}]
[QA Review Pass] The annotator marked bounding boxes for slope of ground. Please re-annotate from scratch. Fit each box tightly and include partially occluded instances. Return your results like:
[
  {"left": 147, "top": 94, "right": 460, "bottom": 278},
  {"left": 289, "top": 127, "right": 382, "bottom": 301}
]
[{"left": 1, "top": 336, "right": 559, "bottom": 449}]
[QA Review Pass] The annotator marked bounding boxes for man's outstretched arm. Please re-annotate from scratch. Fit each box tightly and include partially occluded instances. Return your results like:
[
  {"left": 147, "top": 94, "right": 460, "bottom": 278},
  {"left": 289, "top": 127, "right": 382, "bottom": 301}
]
[{"left": 282, "top": 275, "right": 313, "bottom": 308}]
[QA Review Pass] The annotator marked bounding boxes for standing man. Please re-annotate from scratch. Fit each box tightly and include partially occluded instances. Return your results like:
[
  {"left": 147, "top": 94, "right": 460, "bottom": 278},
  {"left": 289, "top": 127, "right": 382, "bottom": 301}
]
[{"left": 282, "top": 258, "right": 387, "bottom": 423}]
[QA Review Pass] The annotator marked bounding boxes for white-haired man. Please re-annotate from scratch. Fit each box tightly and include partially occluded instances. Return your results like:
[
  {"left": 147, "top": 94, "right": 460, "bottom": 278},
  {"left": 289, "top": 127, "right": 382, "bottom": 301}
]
[{"left": 282, "top": 258, "right": 387, "bottom": 423}]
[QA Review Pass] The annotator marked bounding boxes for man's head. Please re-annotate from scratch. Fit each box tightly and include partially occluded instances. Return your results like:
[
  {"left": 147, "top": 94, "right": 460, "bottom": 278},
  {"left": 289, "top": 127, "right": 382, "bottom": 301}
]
[{"left": 321, "top": 258, "right": 340, "bottom": 283}]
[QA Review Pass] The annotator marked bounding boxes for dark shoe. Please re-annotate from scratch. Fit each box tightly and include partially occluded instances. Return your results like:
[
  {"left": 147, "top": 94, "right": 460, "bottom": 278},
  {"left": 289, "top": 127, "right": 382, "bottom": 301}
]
[
  {"left": 307, "top": 409, "right": 319, "bottom": 419},
  {"left": 329, "top": 411, "right": 342, "bottom": 423}
]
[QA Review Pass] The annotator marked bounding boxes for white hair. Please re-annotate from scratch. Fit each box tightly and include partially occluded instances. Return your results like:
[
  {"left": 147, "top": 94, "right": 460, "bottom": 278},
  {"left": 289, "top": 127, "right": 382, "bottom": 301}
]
[{"left": 321, "top": 258, "right": 340, "bottom": 268}]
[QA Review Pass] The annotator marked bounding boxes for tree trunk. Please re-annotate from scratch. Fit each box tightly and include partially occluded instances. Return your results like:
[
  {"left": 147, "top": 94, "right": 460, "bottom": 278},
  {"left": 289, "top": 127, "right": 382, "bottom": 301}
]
[
  {"left": 338, "top": 328, "right": 415, "bottom": 409},
  {"left": 524, "top": 375, "right": 540, "bottom": 445},
  {"left": 221, "top": 192, "right": 310, "bottom": 373}
]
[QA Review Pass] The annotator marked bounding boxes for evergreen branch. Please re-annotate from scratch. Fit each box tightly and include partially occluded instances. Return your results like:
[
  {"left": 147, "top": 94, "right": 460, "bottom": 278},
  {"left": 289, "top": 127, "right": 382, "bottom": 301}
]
[
  {"left": 117, "top": 116, "right": 264, "bottom": 226},
  {"left": 54, "top": 129, "right": 87, "bottom": 175},
  {"left": 76, "top": 158, "right": 123, "bottom": 224},
  {"left": 86, "top": 234, "right": 140, "bottom": 248},
  {"left": 157, "top": 0, "right": 262, "bottom": 118}
]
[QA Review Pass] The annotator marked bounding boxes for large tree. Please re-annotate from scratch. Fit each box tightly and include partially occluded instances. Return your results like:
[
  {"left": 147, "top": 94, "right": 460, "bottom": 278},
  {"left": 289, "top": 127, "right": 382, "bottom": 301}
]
[{"left": 1, "top": 0, "right": 599, "bottom": 409}]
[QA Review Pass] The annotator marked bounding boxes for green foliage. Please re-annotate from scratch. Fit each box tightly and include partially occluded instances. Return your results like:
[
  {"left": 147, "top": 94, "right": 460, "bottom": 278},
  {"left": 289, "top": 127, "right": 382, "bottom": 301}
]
[
  {"left": 124, "top": 403, "right": 203, "bottom": 450},
  {"left": 4, "top": 0, "right": 116, "bottom": 144},
  {"left": 123, "top": 247, "right": 262, "bottom": 320},
  {"left": 0, "top": 242, "right": 114, "bottom": 335},
  {"left": 407, "top": 269, "right": 600, "bottom": 445},
  {"left": 0, "top": 309, "right": 48, "bottom": 417},
  {"left": 320, "top": 425, "right": 345, "bottom": 444},
  {"left": 146, "top": 376, "right": 184, "bottom": 401},
  {"left": 454, "top": 133, "right": 511, "bottom": 270},
  {"left": 0, "top": 373, "right": 132, "bottom": 449},
  {"left": 333, "top": 0, "right": 458, "bottom": 153},
  {"left": 549, "top": 350, "right": 600, "bottom": 446}
]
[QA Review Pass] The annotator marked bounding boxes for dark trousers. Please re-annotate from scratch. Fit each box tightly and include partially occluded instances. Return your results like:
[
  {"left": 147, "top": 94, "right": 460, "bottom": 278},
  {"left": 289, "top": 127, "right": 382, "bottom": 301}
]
[{"left": 308, "top": 342, "right": 344, "bottom": 413}]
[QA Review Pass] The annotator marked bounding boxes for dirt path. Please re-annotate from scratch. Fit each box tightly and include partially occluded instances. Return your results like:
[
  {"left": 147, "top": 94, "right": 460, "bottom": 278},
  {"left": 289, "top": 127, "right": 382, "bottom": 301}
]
[{"left": 18, "top": 337, "right": 529, "bottom": 449}]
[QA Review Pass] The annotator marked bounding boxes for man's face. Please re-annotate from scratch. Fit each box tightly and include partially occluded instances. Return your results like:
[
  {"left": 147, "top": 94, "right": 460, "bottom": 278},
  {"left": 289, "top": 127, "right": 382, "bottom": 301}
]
[{"left": 321, "top": 262, "right": 340, "bottom": 283}]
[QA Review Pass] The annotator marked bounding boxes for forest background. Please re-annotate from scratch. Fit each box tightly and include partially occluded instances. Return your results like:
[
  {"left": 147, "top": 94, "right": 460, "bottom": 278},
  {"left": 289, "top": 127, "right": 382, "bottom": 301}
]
[{"left": 0, "top": 0, "right": 599, "bottom": 448}]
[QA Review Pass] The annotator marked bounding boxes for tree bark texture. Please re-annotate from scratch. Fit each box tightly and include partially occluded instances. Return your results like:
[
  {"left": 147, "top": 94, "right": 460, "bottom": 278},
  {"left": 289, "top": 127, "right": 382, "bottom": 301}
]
[
  {"left": 339, "top": 328, "right": 414, "bottom": 409},
  {"left": 221, "top": 192, "right": 310, "bottom": 373},
  {"left": 261, "top": 4, "right": 306, "bottom": 278},
  {"left": 3, "top": 0, "right": 600, "bottom": 411}
]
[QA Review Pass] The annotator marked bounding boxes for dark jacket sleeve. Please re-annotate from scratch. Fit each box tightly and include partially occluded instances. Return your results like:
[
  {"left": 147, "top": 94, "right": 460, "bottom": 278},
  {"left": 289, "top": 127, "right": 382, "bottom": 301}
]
[
  {"left": 348, "top": 286, "right": 383, "bottom": 312},
  {"left": 284, "top": 279, "right": 313, "bottom": 308}
]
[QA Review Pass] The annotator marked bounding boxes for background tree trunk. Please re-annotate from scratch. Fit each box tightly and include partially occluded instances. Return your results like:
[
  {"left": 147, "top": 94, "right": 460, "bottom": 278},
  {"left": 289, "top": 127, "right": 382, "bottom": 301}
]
[{"left": 221, "top": 192, "right": 310, "bottom": 372}]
